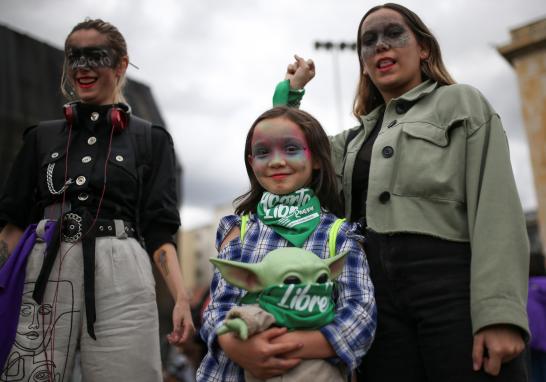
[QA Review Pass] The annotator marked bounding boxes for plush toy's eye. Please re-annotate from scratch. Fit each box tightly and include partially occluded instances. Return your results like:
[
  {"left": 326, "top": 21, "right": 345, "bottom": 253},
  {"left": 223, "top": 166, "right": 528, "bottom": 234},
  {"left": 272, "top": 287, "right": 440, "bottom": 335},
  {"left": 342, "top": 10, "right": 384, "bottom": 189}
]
[
  {"left": 283, "top": 276, "right": 301, "bottom": 284},
  {"left": 316, "top": 273, "right": 329, "bottom": 283}
]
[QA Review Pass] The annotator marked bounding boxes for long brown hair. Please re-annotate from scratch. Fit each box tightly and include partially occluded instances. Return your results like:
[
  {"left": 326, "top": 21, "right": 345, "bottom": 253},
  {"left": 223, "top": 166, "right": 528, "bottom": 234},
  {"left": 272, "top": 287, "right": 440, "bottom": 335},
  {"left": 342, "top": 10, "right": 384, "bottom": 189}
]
[
  {"left": 235, "top": 107, "right": 342, "bottom": 216},
  {"left": 353, "top": 3, "right": 455, "bottom": 117},
  {"left": 60, "top": 18, "right": 129, "bottom": 104}
]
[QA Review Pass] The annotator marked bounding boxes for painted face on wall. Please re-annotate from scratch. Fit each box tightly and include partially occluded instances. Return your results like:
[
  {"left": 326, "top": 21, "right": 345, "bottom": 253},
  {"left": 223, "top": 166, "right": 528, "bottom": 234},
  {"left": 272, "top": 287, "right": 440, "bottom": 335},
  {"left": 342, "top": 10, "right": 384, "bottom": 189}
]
[
  {"left": 249, "top": 117, "right": 318, "bottom": 195},
  {"left": 359, "top": 8, "right": 428, "bottom": 101},
  {"left": 66, "top": 28, "right": 125, "bottom": 105}
]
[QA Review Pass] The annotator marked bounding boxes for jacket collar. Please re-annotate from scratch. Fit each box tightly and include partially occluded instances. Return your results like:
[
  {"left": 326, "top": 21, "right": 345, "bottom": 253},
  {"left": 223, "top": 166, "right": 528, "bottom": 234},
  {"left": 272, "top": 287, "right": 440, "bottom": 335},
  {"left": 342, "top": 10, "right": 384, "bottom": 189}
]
[{"left": 358, "top": 80, "right": 439, "bottom": 136}]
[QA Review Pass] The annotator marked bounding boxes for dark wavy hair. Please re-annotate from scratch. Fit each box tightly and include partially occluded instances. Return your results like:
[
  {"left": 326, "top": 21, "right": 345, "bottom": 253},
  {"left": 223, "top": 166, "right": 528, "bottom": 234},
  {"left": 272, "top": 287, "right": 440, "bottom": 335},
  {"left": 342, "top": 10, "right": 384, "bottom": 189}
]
[
  {"left": 235, "top": 107, "right": 342, "bottom": 216},
  {"left": 353, "top": 3, "right": 455, "bottom": 117}
]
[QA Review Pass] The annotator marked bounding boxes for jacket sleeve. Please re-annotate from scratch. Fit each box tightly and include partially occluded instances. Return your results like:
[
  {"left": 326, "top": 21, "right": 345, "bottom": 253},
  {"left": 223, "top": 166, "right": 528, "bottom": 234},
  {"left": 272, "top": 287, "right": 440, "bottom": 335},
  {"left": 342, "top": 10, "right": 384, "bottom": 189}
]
[
  {"left": 0, "top": 127, "right": 38, "bottom": 229},
  {"left": 140, "top": 126, "right": 181, "bottom": 254},
  {"left": 465, "top": 111, "right": 530, "bottom": 339},
  {"left": 272, "top": 79, "right": 305, "bottom": 108},
  {"left": 200, "top": 215, "right": 247, "bottom": 358},
  {"left": 319, "top": 222, "right": 377, "bottom": 370}
]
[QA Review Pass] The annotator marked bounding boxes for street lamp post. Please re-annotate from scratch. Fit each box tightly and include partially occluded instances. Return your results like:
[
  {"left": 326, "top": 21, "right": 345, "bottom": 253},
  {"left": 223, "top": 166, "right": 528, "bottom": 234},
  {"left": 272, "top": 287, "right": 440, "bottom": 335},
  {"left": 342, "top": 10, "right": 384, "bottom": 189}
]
[{"left": 314, "top": 41, "right": 356, "bottom": 131}]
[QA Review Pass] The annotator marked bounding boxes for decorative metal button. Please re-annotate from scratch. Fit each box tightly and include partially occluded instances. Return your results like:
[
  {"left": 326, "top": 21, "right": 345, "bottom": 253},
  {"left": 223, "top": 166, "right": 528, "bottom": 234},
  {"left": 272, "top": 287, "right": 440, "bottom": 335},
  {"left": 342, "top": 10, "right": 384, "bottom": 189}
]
[
  {"left": 395, "top": 102, "right": 409, "bottom": 114},
  {"left": 76, "top": 176, "right": 86, "bottom": 186},
  {"left": 82, "top": 156, "right": 92, "bottom": 163},
  {"left": 77, "top": 193, "right": 89, "bottom": 201},
  {"left": 382, "top": 146, "right": 394, "bottom": 158},
  {"left": 90, "top": 112, "right": 99, "bottom": 121},
  {"left": 387, "top": 120, "right": 397, "bottom": 128},
  {"left": 88, "top": 137, "right": 97, "bottom": 145},
  {"left": 115, "top": 155, "right": 124, "bottom": 162},
  {"left": 51, "top": 152, "right": 59, "bottom": 159},
  {"left": 379, "top": 191, "right": 391, "bottom": 203}
]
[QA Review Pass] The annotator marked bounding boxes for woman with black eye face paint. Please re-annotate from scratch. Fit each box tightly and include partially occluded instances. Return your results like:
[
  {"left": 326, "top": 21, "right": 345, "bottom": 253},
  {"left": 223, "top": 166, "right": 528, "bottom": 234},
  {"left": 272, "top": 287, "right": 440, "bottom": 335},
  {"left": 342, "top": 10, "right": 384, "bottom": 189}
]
[
  {"left": 273, "top": 3, "right": 529, "bottom": 382},
  {"left": 0, "top": 18, "right": 194, "bottom": 382}
]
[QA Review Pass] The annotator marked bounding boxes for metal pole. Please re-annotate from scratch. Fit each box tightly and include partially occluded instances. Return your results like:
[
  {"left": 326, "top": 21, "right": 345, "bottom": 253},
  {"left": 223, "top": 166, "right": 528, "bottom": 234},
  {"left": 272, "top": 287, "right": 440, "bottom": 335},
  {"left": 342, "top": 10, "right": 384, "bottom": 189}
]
[
  {"left": 314, "top": 41, "right": 357, "bottom": 132},
  {"left": 331, "top": 48, "right": 344, "bottom": 131}
]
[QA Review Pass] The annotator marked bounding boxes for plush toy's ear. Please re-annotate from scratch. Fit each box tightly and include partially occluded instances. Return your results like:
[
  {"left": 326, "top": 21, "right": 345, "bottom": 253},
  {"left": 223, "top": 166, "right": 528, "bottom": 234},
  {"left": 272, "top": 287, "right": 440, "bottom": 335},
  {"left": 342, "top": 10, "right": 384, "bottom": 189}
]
[
  {"left": 210, "top": 258, "right": 264, "bottom": 292},
  {"left": 324, "top": 251, "right": 349, "bottom": 280}
]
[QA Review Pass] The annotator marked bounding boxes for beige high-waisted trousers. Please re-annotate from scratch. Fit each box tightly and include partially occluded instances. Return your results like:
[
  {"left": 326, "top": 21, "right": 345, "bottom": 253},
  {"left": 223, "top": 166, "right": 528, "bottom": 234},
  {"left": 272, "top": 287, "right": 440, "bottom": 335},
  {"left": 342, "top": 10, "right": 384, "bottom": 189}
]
[{"left": 1, "top": 219, "right": 162, "bottom": 382}]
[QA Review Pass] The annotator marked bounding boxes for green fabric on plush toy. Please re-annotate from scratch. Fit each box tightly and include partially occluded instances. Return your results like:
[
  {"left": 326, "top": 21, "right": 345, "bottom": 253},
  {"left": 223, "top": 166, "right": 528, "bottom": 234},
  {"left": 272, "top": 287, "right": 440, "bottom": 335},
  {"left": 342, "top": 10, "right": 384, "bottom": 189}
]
[{"left": 211, "top": 247, "right": 348, "bottom": 340}]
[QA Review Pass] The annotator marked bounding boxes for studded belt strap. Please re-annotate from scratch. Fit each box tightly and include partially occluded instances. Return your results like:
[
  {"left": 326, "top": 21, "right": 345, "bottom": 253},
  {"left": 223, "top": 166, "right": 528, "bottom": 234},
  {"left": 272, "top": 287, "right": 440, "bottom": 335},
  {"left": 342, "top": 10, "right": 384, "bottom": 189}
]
[{"left": 33, "top": 211, "right": 136, "bottom": 340}]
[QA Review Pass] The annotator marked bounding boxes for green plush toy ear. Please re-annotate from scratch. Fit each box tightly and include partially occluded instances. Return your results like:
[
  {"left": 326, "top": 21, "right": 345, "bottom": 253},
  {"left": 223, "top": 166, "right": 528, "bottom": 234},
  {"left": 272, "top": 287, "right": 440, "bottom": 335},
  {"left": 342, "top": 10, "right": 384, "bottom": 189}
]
[
  {"left": 210, "top": 258, "right": 264, "bottom": 292},
  {"left": 324, "top": 250, "right": 349, "bottom": 280}
]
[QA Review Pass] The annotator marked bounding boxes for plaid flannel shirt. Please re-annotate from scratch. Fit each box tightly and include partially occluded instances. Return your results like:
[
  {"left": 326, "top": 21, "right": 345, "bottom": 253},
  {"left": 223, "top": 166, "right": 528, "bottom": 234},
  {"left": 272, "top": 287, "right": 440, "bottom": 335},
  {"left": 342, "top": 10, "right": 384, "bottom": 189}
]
[{"left": 197, "top": 212, "right": 376, "bottom": 382}]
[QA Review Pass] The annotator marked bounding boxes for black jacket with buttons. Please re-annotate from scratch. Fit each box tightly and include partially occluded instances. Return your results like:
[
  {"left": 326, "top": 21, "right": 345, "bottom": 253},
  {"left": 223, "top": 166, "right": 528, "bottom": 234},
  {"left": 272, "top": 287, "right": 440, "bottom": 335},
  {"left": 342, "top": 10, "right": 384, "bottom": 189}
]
[{"left": 0, "top": 103, "right": 180, "bottom": 255}]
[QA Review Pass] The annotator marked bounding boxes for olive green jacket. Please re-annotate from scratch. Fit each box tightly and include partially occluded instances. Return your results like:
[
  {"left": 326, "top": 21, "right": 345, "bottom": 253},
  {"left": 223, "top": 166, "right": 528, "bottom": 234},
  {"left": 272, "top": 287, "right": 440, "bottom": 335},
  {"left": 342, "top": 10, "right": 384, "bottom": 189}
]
[{"left": 274, "top": 79, "right": 530, "bottom": 338}]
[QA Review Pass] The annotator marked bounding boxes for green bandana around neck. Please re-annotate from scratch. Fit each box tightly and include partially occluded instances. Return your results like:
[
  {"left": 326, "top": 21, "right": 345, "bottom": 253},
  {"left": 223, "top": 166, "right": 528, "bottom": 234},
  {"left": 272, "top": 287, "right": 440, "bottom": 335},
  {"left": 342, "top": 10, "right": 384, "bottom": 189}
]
[
  {"left": 242, "top": 282, "right": 335, "bottom": 330},
  {"left": 256, "top": 188, "right": 321, "bottom": 247}
]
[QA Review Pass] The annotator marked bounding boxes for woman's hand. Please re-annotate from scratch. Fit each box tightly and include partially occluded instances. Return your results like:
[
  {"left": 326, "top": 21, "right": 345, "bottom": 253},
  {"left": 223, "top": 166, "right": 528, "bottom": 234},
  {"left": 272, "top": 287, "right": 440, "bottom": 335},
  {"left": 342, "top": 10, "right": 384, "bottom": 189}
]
[
  {"left": 0, "top": 224, "right": 23, "bottom": 270},
  {"left": 152, "top": 243, "right": 195, "bottom": 345},
  {"left": 472, "top": 324, "right": 525, "bottom": 376},
  {"left": 285, "top": 54, "right": 315, "bottom": 90},
  {"left": 167, "top": 297, "right": 195, "bottom": 345},
  {"left": 219, "top": 327, "right": 303, "bottom": 379}
]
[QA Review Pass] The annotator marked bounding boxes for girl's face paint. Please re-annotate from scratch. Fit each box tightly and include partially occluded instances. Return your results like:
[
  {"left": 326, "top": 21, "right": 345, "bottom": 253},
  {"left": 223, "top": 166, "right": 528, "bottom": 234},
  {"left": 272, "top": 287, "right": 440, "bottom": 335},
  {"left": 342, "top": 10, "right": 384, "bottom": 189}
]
[
  {"left": 359, "top": 8, "right": 427, "bottom": 101},
  {"left": 249, "top": 117, "right": 317, "bottom": 195},
  {"left": 66, "top": 29, "right": 124, "bottom": 105}
]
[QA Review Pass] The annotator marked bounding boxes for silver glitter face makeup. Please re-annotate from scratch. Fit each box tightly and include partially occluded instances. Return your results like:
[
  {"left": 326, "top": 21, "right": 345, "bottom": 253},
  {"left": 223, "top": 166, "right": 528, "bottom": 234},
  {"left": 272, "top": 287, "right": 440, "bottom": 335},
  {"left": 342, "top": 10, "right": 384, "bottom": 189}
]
[
  {"left": 360, "top": 18, "right": 411, "bottom": 60},
  {"left": 66, "top": 46, "right": 117, "bottom": 70}
]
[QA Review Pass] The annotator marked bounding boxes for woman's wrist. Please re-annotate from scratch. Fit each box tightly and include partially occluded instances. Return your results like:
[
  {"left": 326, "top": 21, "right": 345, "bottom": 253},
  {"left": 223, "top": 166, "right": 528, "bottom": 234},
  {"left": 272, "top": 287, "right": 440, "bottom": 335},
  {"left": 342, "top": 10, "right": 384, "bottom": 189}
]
[
  {"left": 175, "top": 291, "right": 190, "bottom": 304},
  {"left": 289, "top": 79, "right": 306, "bottom": 91},
  {"left": 0, "top": 240, "right": 9, "bottom": 268}
]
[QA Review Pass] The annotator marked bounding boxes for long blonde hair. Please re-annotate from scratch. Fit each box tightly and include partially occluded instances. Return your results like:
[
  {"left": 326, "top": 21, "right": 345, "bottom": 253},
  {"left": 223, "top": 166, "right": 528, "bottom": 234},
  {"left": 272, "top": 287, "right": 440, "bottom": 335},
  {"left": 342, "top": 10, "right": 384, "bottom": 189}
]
[
  {"left": 353, "top": 3, "right": 455, "bottom": 117},
  {"left": 60, "top": 18, "right": 129, "bottom": 104}
]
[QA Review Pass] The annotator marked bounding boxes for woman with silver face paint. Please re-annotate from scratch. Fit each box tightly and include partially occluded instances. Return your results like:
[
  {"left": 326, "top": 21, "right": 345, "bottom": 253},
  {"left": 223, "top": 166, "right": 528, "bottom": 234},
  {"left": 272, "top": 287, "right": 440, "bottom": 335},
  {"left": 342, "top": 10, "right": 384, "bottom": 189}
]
[
  {"left": 273, "top": 3, "right": 529, "bottom": 382},
  {"left": 0, "top": 18, "right": 194, "bottom": 382}
]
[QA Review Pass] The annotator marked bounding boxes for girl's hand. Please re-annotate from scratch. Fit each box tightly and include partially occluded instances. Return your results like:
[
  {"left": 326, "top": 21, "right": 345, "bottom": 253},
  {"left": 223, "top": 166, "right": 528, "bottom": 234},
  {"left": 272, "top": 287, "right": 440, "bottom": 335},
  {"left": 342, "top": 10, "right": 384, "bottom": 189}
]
[
  {"left": 472, "top": 324, "right": 525, "bottom": 376},
  {"left": 167, "top": 298, "right": 195, "bottom": 345},
  {"left": 271, "top": 330, "right": 335, "bottom": 359},
  {"left": 285, "top": 54, "right": 315, "bottom": 90},
  {"left": 218, "top": 327, "right": 303, "bottom": 379}
]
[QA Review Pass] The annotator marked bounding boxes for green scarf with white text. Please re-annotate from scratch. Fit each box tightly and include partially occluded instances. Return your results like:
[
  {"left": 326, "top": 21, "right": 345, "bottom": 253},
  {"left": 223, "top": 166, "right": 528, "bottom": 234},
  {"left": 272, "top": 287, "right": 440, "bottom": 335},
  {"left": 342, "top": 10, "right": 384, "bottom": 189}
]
[{"left": 256, "top": 189, "right": 320, "bottom": 247}]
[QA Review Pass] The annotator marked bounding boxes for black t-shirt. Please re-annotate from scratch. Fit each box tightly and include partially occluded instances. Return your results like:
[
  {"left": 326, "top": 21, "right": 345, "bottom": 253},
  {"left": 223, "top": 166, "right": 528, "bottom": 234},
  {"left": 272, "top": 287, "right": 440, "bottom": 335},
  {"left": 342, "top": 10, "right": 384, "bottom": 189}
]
[
  {"left": 0, "top": 103, "right": 180, "bottom": 254},
  {"left": 350, "top": 114, "right": 382, "bottom": 222}
]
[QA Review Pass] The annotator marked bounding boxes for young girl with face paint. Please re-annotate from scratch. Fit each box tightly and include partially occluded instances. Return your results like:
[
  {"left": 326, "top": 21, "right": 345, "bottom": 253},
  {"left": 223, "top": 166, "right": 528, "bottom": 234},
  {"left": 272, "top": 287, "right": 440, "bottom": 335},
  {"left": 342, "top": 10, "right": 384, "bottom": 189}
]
[
  {"left": 0, "top": 18, "right": 194, "bottom": 381},
  {"left": 274, "top": 3, "right": 529, "bottom": 382},
  {"left": 197, "top": 107, "right": 376, "bottom": 381}
]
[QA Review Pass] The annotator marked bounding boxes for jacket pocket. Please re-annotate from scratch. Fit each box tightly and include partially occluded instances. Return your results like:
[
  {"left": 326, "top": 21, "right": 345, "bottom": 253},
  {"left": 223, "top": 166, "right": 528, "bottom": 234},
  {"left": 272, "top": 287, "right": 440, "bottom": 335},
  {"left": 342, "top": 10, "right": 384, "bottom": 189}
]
[
  {"left": 391, "top": 121, "right": 465, "bottom": 203},
  {"left": 107, "top": 147, "right": 138, "bottom": 182}
]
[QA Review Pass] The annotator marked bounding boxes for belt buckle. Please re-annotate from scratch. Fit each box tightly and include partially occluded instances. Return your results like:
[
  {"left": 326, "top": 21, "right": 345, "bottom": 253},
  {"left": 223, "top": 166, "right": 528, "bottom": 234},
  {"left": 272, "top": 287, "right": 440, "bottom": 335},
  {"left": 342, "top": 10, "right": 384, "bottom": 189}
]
[{"left": 62, "top": 213, "right": 83, "bottom": 242}]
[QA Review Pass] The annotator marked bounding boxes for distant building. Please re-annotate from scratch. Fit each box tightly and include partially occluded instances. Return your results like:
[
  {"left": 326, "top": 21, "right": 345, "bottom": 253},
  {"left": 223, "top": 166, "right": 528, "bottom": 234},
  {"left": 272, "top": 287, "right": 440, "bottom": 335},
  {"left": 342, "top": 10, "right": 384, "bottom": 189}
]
[
  {"left": 498, "top": 17, "right": 546, "bottom": 255},
  {"left": 180, "top": 203, "right": 235, "bottom": 290}
]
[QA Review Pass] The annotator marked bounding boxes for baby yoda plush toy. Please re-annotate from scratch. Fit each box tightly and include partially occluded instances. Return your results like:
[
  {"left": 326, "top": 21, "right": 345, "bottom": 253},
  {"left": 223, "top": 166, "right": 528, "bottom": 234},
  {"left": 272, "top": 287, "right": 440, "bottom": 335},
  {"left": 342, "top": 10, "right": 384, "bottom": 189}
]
[{"left": 210, "top": 247, "right": 348, "bottom": 382}]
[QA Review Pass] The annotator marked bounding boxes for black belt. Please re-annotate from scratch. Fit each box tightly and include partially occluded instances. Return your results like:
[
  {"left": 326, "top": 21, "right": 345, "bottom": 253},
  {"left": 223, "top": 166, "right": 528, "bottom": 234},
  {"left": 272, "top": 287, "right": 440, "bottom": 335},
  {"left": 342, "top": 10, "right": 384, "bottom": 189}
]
[{"left": 32, "top": 211, "right": 135, "bottom": 340}]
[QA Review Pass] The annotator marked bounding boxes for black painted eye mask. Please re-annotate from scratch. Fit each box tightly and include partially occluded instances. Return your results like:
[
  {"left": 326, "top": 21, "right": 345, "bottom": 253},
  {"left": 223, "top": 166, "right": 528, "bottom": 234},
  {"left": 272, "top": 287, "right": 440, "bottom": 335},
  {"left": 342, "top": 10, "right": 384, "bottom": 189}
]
[{"left": 66, "top": 46, "right": 118, "bottom": 70}]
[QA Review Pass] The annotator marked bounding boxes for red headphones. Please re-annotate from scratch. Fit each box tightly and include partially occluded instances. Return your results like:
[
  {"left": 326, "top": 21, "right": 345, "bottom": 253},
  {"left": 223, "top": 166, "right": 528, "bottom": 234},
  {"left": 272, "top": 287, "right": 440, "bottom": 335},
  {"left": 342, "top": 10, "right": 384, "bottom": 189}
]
[{"left": 63, "top": 101, "right": 130, "bottom": 134}]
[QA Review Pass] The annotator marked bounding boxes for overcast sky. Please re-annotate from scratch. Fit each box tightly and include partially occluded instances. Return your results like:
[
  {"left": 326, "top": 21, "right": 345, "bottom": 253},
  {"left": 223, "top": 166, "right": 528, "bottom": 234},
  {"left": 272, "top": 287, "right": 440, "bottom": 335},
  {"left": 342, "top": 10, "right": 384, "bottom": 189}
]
[{"left": 1, "top": 0, "right": 544, "bottom": 229}]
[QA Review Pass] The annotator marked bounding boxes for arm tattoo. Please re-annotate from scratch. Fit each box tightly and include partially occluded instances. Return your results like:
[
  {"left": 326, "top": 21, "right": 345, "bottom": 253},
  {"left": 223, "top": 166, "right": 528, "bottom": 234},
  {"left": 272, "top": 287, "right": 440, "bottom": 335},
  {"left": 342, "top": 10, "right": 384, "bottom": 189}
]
[
  {"left": 159, "top": 250, "right": 169, "bottom": 276},
  {"left": 0, "top": 240, "right": 9, "bottom": 268}
]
